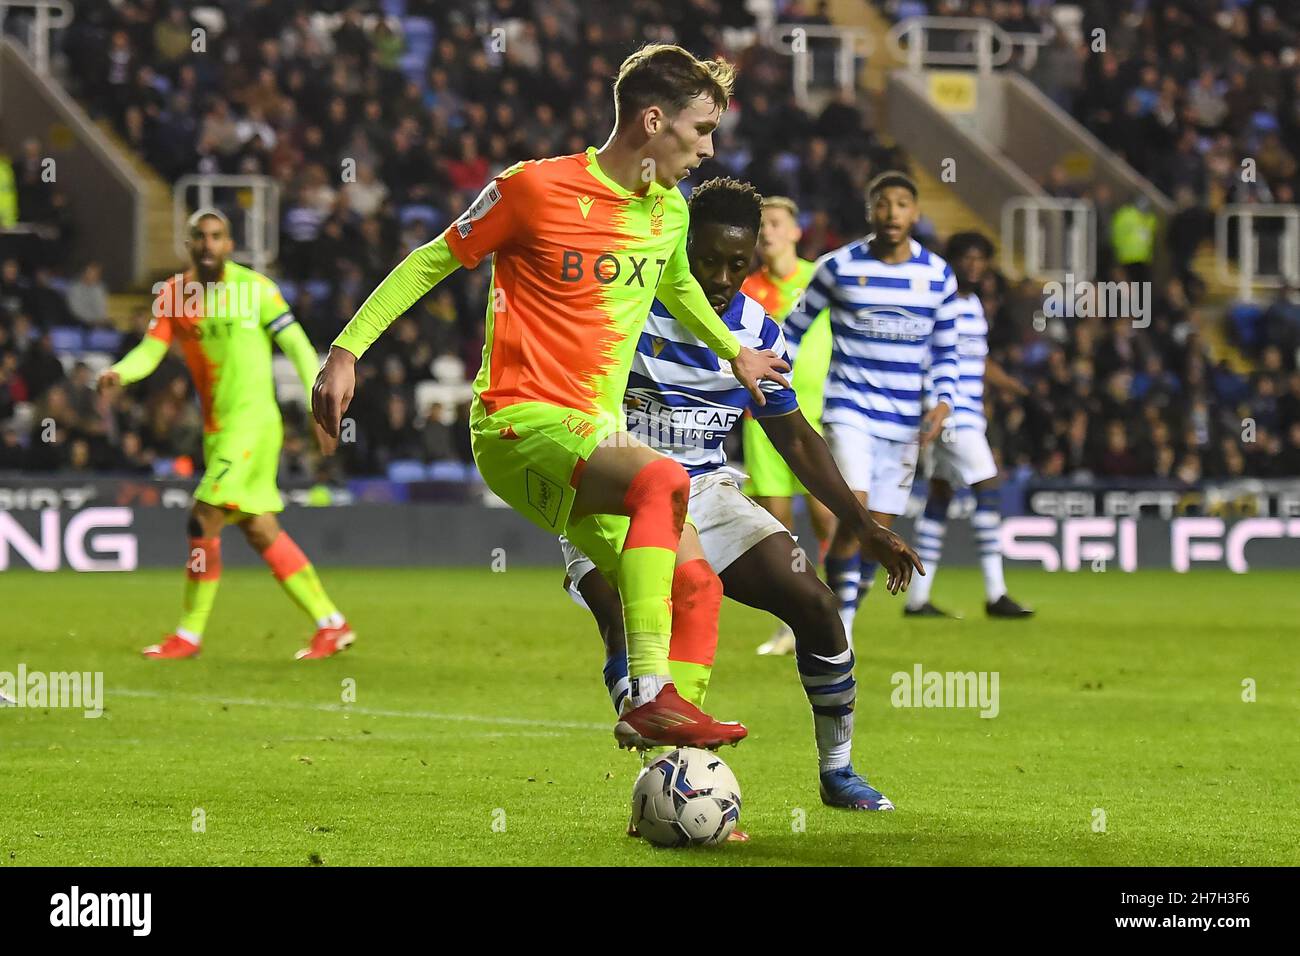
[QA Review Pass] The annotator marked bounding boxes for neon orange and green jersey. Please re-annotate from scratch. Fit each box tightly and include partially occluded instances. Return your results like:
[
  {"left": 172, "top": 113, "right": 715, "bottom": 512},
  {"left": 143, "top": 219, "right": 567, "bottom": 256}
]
[
  {"left": 110, "top": 261, "right": 321, "bottom": 433},
  {"left": 333, "top": 148, "right": 743, "bottom": 429}
]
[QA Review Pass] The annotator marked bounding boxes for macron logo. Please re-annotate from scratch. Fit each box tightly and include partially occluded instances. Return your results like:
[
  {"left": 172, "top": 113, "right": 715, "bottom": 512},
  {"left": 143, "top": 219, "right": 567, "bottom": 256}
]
[{"left": 49, "top": 886, "right": 151, "bottom": 936}]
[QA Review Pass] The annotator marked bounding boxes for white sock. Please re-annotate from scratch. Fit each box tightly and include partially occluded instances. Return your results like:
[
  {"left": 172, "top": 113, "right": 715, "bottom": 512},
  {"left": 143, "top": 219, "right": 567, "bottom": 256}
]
[
  {"left": 316, "top": 612, "right": 345, "bottom": 629},
  {"left": 799, "top": 647, "right": 855, "bottom": 773},
  {"left": 175, "top": 628, "right": 201, "bottom": 646},
  {"left": 981, "top": 553, "right": 1006, "bottom": 603},
  {"left": 837, "top": 607, "right": 856, "bottom": 645},
  {"left": 628, "top": 674, "right": 670, "bottom": 708}
]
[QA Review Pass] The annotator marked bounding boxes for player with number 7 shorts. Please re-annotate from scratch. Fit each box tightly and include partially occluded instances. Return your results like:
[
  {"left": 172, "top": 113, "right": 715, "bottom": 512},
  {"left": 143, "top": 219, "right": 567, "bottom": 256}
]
[
  {"left": 312, "top": 45, "right": 790, "bottom": 750},
  {"left": 100, "top": 208, "right": 353, "bottom": 661}
]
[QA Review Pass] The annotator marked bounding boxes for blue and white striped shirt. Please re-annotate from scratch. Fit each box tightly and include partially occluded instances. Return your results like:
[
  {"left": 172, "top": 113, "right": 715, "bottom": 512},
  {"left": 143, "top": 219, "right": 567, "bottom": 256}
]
[
  {"left": 626, "top": 292, "right": 799, "bottom": 476},
  {"left": 783, "top": 237, "right": 959, "bottom": 443},
  {"left": 942, "top": 292, "right": 988, "bottom": 431}
]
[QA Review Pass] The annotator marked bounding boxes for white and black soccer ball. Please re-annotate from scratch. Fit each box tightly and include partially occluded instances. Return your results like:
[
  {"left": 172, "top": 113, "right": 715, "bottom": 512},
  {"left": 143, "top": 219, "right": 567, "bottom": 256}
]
[{"left": 630, "top": 747, "right": 742, "bottom": 847}]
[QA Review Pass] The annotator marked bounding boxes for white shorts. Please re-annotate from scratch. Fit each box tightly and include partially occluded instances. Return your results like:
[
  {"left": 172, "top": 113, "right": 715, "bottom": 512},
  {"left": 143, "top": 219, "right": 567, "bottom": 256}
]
[
  {"left": 823, "top": 422, "right": 918, "bottom": 516},
  {"left": 560, "top": 468, "right": 789, "bottom": 590},
  {"left": 927, "top": 426, "right": 998, "bottom": 487}
]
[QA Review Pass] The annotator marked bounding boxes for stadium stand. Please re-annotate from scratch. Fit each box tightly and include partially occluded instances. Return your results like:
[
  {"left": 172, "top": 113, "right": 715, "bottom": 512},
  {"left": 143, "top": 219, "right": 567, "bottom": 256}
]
[{"left": 0, "top": 0, "right": 1298, "bottom": 485}]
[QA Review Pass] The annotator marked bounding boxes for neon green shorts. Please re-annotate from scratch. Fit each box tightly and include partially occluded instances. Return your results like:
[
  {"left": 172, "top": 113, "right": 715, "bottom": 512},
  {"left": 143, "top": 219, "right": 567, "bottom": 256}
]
[
  {"left": 744, "top": 310, "right": 832, "bottom": 498},
  {"left": 194, "top": 424, "right": 284, "bottom": 515},
  {"left": 741, "top": 415, "right": 806, "bottom": 498},
  {"left": 471, "top": 401, "right": 620, "bottom": 534}
]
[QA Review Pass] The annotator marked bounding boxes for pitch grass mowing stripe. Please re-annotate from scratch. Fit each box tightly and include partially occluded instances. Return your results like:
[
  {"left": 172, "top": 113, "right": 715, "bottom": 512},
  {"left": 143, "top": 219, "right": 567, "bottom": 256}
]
[{"left": 111, "top": 687, "right": 609, "bottom": 732}]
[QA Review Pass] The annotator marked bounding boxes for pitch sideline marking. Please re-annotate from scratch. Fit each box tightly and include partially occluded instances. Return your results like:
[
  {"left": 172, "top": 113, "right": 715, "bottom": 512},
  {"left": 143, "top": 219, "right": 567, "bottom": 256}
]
[{"left": 111, "top": 687, "right": 608, "bottom": 732}]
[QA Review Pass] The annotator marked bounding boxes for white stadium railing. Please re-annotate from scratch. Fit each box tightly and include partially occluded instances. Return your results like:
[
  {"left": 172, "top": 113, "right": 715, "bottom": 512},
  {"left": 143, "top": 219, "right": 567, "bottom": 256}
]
[
  {"left": 1216, "top": 205, "right": 1300, "bottom": 302},
  {"left": 1002, "top": 197, "right": 1096, "bottom": 282},
  {"left": 887, "top": 16, "right": 1050, "bottom": 75},
  {"left": 0, "top": 0, "right": 71, "bottom": 75},
  {"left": 767, "top": 23, "right": 874, "bottom": 109},
  {"left": 173, "top": 174, "right": 280, "bottom": 275}
]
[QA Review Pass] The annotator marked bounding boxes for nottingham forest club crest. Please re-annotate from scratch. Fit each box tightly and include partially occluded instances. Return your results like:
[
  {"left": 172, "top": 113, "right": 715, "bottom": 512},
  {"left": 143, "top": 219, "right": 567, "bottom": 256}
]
[{"left": 649, "top": 196, "right": 665, "bottom": 236}]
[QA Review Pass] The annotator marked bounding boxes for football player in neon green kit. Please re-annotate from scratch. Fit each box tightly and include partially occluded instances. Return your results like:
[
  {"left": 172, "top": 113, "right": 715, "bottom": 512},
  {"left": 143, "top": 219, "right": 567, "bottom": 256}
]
[
  {"left": 740, "top": 197, "right": 834, "bottom": 655},
  {"left": 313, "top": 45, "right": 791, "bottom": 750},
  {"left": 99, "top": 209, "right": 352, "bottom": 660}
]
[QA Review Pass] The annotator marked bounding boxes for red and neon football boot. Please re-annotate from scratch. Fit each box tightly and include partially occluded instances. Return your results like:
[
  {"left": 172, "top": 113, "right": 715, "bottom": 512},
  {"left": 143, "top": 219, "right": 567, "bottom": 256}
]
[
  {"left": 614, "top": 683, "right": 747, "bottom": 751},
  {"left": 142, "top": 634, "right": 201, "bottom": 659},
  {"left": 294, "top": 622, "right": 355, "bottom": 660}
]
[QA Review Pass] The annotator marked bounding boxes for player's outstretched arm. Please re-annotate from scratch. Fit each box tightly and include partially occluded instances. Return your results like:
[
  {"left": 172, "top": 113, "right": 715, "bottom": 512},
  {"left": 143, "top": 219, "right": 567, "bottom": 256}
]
[
  {"left": 99, "top": 335, "right": 168, "bottom": 392},
  {"left": 759, "top": 409, "right": 923, "bottom": 594},
  {"left": 313, "top": 236, "right": 462, "bottom": 437},
  {"left": 272, "top": 320, "right": 336, "bottom": 455}
]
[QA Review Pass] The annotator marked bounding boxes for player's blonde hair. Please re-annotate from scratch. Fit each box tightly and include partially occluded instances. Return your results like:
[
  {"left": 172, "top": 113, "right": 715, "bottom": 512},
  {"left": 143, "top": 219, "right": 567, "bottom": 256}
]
[
  {"left": 762, "top": 196, "right": 800, "bottom": 220},
  {"left": 614, "top": 43, "right": 736, "bottom": 128}
]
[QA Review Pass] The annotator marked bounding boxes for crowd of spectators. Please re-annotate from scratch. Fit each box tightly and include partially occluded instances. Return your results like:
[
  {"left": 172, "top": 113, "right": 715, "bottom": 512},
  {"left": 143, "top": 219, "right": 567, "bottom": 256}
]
[
  {"left": 0, "top": 0, "right": 1297, "bottom": 487},
  {"left": 976, "top": 271, "right": 1300, "bottom": 482}
]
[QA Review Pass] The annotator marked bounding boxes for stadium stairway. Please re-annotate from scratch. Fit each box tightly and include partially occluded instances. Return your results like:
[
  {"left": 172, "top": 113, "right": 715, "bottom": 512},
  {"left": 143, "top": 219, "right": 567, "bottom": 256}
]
[
  {"left": 92, "top": 120, "right": 177, "bottom": 328},
  {"left": 820, "top": 0, "right": 1015, "bottom": 261},
  {"left": 821, "top": 1, "right": 1253, "bottom": 375}
]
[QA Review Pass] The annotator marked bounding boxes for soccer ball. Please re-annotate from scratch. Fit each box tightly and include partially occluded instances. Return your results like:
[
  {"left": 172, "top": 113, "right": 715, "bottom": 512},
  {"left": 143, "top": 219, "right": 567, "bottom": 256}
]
[{"left": 630, "top": 747, "right": 742, "bottom": 847}]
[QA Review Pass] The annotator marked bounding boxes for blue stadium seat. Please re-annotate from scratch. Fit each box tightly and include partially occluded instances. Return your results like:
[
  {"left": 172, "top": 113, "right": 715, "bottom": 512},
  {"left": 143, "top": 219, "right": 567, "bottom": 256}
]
[
  {"left": 427, "top": 460, "right": 468, "bottom": 481},
  {"left": 278, "top": 279, "right": 299, "bottom": 304},
  {"left": 49, "top": 326, "right": 85, "bottom": 353},
  {"left": 399, "top": 51, "right": 428, "bottom": 86},
  {"left": 380, "top": 0, "right": 406, "bottom": 17},
  {"left": 1228, "top": 302, "right": 1265, "bottom": 350},
  {"left": 387, "top": 460, "right": 427, "bottom": 482},
  {"left": 86, "top": 328, "right": 124, "bottom": 352},
  {"left": 399, "top": 203, "right": 440, "bottom": 229},
  {"left": 303, "top": 279, "right": 332, "bottom": 302}
]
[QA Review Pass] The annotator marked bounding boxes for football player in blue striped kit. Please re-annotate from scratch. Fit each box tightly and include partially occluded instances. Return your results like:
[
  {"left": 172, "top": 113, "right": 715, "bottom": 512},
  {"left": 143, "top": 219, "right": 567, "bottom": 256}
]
[
  {"left": 559, "top": 178, "right": 922, "bottom": 816},
  {"left": 783, "top": 171, "right": 959, "bottom": 639},
  {"left": 905, "top": 232, "right": 1034, "bottom": 618}
]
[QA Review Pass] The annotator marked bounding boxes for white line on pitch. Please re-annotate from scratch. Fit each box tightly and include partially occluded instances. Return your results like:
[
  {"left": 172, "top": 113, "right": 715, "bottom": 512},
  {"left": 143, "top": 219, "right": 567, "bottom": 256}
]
[{"left": 111, "top": 687, "right": 608, "bottom": 732}]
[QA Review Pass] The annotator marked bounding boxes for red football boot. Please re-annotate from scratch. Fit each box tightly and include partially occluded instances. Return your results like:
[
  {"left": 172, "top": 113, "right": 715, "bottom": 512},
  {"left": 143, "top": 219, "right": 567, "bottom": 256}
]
[
  {"left": 294, "top": 622, "right": 355, "bottom": 660},
  {"left": 614, "top": 683, "right": 747, "bottom": 751},
  {"left": 142, "top": 635, "right": 201, "bottom": 659}
]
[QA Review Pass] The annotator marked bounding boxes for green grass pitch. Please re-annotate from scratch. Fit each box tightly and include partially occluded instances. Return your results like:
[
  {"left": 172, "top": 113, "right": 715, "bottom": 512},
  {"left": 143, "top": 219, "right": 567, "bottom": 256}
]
[{"left": 2, "top": 565, "right": 1297, "bottom": 866}]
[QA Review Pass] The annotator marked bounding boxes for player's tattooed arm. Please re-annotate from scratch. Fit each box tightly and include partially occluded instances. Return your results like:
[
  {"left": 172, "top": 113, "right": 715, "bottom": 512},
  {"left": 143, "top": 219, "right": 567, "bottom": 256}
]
[{"left": 759, "top": 410, "right": 922, "bottom": 593}]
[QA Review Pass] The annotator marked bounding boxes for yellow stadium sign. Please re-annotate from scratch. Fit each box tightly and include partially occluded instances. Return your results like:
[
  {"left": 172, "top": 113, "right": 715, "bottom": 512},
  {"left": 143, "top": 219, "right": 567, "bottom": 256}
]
[{"left": 928, "top": 72, "right": 977, "bottom": 113}]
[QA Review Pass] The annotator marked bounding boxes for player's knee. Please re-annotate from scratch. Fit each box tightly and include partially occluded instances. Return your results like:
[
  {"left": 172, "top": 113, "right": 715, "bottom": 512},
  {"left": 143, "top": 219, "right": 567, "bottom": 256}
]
[
  {"left": 186, "top": 515, "right": 204, "bottom": 538},
  {"left": 240, "top": 518, "right": 277, "bottom": 551},
  {"left": 801, "top": 583, "right": 843, "bottom": 642},
  {"left": 625, "top": 457, "right": 690, "bottom": 529}
]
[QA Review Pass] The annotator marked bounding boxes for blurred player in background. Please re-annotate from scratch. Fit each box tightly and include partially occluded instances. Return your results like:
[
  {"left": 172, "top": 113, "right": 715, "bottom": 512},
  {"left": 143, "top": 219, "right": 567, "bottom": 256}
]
[
  {"left": 739, "top": 196, "right": 836, "bottom": 656},
  {"left": 560, "top": 178, "right": 920, "bottom": 818},
  {"left": 311, "top": 45, "right": 788, "bottom": 750},
  {"left": 99, "top": 209, "right": 352, "bottom": 660},
  {"left": 783, "top": 172, "right": 958, "bottom": 639},
  {"left": 905, "top": 232, "right": 1033, "bottom": 619}
]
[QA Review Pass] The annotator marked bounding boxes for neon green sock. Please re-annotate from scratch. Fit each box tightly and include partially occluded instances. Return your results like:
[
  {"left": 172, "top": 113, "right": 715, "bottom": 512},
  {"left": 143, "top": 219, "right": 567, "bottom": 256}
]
[
  {"left": 178, "top": 577, "right": 219, "bottom": 637},
  {"left": 619, "top": 545, "right": 675, "bottom": 677},
  {"left": 278, "top": 564, "right": 340, "bottom": 624},
  {"left": 669, "top": 660, "right": 711, "bottom": 710}
]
